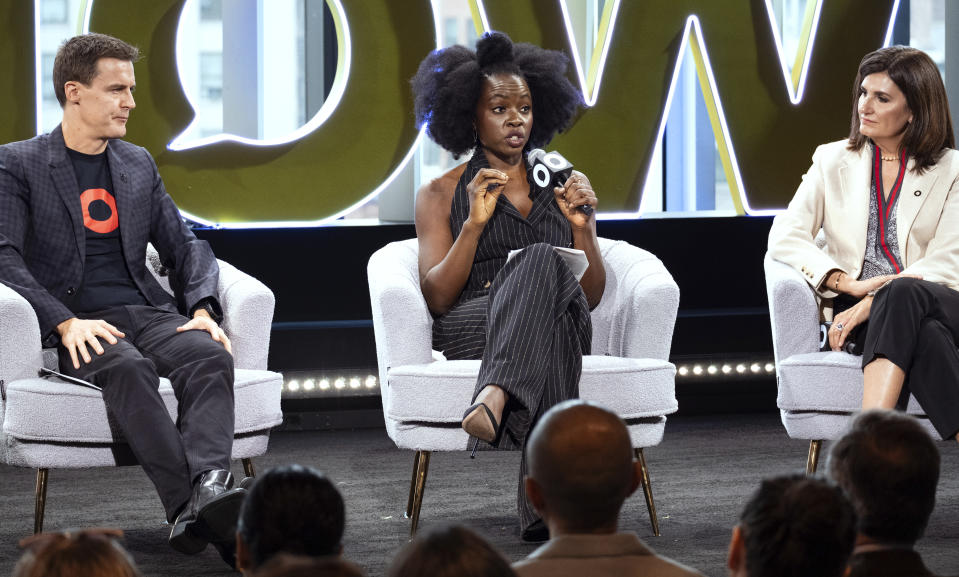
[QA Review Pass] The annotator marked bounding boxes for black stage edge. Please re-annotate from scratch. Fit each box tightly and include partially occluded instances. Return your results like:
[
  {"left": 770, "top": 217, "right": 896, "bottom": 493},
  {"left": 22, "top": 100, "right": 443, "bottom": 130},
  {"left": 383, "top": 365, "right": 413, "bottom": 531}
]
[{"left": 197, "top": 216, "right": 777, "bottom": 418}]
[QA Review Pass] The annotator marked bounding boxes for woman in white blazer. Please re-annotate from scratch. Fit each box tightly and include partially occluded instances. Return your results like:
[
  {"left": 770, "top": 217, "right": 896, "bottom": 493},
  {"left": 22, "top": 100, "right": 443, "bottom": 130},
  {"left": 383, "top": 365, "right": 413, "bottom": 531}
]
[{"left": 768, "top": 46, "right": 959, "bottom": 442}]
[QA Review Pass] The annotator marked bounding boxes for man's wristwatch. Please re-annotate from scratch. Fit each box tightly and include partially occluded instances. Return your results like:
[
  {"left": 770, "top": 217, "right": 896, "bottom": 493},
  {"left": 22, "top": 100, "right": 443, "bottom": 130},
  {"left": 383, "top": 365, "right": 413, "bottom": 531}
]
[{"left": 191, "top": 298, "right": 223, "bottom": 324}]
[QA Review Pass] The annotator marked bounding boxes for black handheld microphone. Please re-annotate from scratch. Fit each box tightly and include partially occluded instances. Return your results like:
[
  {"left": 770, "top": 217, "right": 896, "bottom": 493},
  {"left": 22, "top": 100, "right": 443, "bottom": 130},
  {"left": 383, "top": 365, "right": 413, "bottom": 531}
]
[{"left": 527, "top": 148, "right": 593, "bottom": 216}]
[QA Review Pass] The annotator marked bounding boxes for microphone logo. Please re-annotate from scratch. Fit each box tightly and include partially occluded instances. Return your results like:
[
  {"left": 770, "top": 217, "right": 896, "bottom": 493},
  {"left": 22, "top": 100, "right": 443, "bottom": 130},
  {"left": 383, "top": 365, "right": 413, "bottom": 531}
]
[
  {"left": 528, "top": 148, "right": 593, "bottom": 216},
  {"left": 529, "top": 148, "right": 573, "bottom": 189}
]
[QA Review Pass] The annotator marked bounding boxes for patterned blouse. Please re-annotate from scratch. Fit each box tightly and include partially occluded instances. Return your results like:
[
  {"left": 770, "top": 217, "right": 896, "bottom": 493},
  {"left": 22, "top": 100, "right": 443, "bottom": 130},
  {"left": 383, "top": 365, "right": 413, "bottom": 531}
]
[{"left": 860, "top": 143, "right": 906, "bottom": 280}]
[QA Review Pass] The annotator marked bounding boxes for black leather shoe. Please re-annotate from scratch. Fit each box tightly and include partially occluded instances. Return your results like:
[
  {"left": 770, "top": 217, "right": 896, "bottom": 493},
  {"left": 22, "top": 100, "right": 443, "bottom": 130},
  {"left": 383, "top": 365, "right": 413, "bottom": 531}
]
[
  {"left": 521, "top": 519, "right": 550, "bottom": 543},
  {"left": 169, "top": 470, "right": 246, "bottom": 555}
]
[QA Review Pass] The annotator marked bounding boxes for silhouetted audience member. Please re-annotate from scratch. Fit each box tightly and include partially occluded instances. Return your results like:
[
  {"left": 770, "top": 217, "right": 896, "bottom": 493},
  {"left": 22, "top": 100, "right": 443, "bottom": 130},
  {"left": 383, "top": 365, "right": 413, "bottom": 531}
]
[
  {"left": 828, "top": 410, "right": 954, "bottom": 577},
  {"left": 252, "top": 553, "right": 366, "bottom": 577},
  {"left": 236, "top": 464, "right": 346, "bottom": 575},
  {"left": 727, "top": 474, "right": 857, "bottom": 577},
  {"left": 388, "top": 524, "right": 516, "bottom": 577},
  {"left": 14, "top": 529, "right": 141, "bottom": 577},
  {"left": 513, "top": 400, "right": 703, "bottom": 577}
]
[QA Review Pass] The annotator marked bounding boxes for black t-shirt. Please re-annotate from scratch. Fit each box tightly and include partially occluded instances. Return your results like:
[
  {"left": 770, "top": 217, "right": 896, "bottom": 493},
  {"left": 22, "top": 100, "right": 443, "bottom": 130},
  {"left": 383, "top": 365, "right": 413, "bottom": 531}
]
[{"left": 66, "top": 147, "right": 148, "bottom": 313}]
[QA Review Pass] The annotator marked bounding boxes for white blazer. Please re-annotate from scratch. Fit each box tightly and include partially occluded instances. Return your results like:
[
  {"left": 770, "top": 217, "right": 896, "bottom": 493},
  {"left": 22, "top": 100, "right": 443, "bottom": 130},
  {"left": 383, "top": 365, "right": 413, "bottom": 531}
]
[{"left": 768, "top": 139, "right": 959, "bottom": 298}]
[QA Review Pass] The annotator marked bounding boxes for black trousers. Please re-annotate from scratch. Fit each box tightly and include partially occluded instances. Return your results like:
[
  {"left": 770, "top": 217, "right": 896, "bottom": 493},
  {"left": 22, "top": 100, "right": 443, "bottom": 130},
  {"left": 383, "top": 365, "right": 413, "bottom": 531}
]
[
  {"left": 433, "top": 243, "right": 592, "bottom": 531},
  {"left": 861, "top": 278, "right": 959, "bottom": 439},
  {"left": 58, "top": 305, "right": 235, "bottom": 521}
]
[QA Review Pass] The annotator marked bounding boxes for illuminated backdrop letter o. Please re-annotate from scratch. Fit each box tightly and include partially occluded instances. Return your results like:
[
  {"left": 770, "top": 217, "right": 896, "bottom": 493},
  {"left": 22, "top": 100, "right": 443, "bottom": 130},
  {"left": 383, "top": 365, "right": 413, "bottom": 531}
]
[{"left": 88, "top": 0, "right": 435, "bottom": 225}]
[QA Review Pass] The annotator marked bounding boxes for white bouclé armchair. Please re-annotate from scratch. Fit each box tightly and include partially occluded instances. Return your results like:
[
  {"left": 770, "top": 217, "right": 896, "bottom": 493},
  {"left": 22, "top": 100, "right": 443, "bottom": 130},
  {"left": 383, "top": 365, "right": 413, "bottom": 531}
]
[
  {"left": 368, "top": 237, "right": 680, "bottom": 536},
  {"left": 0, "top": 246, "right": 284, "bottom": 534},
  {"left": 764, "top": 252, "right": 940, "bottom": 473}
]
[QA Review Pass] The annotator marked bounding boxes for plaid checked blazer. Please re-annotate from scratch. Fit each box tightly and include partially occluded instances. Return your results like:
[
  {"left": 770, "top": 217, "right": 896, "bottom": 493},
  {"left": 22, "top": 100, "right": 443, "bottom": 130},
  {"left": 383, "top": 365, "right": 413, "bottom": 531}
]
[{"left": 0, "top": 125, "right": 219, "bottom": 345}]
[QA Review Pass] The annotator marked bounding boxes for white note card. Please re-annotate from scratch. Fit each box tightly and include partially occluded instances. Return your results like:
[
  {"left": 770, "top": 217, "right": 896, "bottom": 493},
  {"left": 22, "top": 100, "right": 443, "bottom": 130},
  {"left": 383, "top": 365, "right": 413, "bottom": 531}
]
[{"left": 506, "top": 246, "right": 589, "bottom": 281}]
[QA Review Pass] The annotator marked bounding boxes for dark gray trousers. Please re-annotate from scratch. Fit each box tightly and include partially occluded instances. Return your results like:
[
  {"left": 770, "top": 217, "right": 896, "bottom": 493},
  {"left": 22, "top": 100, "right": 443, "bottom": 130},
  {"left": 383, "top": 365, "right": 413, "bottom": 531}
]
[
  {"left": 862, "top": 278, "right": 959, "bottom": 439},
  {"left": 58, "top": 305, "right": 235, "bottom": 521}
]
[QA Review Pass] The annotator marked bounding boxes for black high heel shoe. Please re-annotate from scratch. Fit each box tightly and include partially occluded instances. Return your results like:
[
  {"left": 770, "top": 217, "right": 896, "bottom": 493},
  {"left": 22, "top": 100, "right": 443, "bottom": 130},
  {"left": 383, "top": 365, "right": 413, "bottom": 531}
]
[{"left": 462, "top": 402, "right": 500, "bottom": 458}]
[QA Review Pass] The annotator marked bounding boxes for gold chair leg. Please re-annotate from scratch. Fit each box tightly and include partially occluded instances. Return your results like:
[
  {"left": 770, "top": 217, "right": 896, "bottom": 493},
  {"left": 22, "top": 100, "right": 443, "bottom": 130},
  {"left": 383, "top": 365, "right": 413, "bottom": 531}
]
[
  {"left": 636, "top": 448, "right": 660, "bottom": 537},
  {"left": 242, "top": 458, "right": 256, "bottom": 478},
  {"left": 806, "top": 440, "right": 823, "bottom": 475},
  {"left": 408, "top": 451, "right": 431, "bottom": 538},
  {"left": 405, "top": 451, "right": 421, "bottom": 518},
  {"left": 34, "top": 468, "right": 49, "bottom": 534}
]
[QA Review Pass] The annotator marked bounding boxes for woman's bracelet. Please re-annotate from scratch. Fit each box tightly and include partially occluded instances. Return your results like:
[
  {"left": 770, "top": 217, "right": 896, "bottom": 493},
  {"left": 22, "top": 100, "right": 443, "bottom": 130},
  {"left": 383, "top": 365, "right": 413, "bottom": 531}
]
[{"left": 834, "top": 272, "right": 843, "bottom": 292}]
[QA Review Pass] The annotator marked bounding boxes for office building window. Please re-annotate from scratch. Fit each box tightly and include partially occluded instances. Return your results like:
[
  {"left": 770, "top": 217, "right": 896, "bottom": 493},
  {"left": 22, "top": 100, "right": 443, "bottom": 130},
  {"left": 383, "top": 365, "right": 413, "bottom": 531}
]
[
  {"left": 199, "top": 52, "right": 223, "bottom": 100},
  {"left": 200, "top": 0, "right": 222, "bottom": 21},
  {"left": 40, "top": 0, "right": 69, "bottom": 24}
]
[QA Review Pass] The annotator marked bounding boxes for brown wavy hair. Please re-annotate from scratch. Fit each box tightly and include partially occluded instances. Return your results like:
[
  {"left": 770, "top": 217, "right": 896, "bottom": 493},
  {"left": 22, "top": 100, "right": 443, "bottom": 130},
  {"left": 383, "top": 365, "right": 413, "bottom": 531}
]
[
  {"left": 388, "top": 525, "right": 516, "bottom": 577},
  {"left": 847, "top": 46, "right": 954, "bottom": 173},
  {"left": 53, "top": 33, "right": 140, "bottom": 107},
  {"left": 14, "top": 529, "right": 141, "bottom": 577}
]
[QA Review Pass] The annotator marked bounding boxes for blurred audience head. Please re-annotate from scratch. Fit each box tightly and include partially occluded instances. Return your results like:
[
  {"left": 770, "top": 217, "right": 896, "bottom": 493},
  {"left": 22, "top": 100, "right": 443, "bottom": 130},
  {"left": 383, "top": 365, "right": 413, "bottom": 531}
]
[
  {"left": 14, "top": 528, "right": 140, "bottom": 577},
  {"left": 237, "top": 464, "right": 345, "bottom": 574},
  {"left": 525, "top": 400, "right": 637, "bottom": 534},
  {"left": 388, "top": 524, "right": 515, "bottom": 577},
  {"left": 252, "top": 553, "right": 365, "bottom": 577},
  {"left": 827, "top": 409, "right": 940, "bottom": 545},
  {"left": 728, "top": 474, "right": 856, "bottom": 577}
]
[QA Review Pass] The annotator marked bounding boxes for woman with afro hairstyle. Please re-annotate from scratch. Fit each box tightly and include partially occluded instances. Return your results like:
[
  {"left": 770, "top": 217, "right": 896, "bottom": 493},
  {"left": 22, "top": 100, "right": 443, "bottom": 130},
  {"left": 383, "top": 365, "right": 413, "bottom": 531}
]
[{"left": 411, "top": 31, "right": 605, "bottom": 540}]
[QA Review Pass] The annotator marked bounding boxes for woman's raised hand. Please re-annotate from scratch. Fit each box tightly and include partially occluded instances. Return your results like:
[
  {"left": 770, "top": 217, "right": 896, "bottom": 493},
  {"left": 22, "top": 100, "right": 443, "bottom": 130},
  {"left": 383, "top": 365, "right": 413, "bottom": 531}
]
[
  {"left": 465, "top": 168, "right": 508, "bottom": 227},
  {"left": 554, "top": 170, "right": 598, "bottom": 229}
]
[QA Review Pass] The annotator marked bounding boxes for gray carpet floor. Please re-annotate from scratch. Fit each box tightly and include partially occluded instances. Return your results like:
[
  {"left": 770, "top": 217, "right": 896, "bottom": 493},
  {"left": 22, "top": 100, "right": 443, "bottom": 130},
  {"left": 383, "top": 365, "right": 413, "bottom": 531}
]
[{"left": 1, "top": 412, "right": 957, "bottom": 577}]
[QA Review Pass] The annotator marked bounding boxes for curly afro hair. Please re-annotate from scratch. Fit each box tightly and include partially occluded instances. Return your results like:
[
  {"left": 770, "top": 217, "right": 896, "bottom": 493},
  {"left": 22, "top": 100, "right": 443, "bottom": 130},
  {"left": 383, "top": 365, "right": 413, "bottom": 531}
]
[{"left": 411, "top": 31, "right": 582, "bottom": 157}]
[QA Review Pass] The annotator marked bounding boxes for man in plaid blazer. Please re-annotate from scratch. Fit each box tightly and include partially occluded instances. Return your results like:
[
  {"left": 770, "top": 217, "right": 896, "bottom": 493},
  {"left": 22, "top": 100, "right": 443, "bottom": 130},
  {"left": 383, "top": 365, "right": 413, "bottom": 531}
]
[{"left": 0, "top": 34, "right": 243, "bottom": 564}]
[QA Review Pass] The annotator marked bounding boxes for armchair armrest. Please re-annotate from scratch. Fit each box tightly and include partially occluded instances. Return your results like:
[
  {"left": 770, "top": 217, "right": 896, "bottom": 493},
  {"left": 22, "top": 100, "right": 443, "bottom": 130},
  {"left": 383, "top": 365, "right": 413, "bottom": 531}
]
[
  {"left": 368, "top": 240, "right": 434, "bottom": 389},
  {"left": 764, "top": 253, "right": 821, "bottom": 364},
  {"left": 216, "top": 260, "right": 275, "bottom": 371},
  {"left": 594, "top": 239, "right": 680, "bottom": 361},
  {"left": 0, "top": 283, "right": 43, "bottom": 384}
]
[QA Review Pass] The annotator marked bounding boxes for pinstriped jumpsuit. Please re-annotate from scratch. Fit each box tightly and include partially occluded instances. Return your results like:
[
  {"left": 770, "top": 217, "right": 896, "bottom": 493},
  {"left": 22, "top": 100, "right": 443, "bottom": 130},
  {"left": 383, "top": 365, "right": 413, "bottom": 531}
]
[{"left": 431, "top": 151, "right": 593, "bottom": 531}]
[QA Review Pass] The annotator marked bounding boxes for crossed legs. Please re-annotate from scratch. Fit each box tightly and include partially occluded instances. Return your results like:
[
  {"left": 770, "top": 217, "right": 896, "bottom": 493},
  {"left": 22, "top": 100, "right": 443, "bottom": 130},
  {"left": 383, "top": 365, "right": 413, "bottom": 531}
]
[
  {"left": 862, "top": 358, "right": 905, "bottom": 411},
  {"left": 861, "top": 279, "right": 959, "bottom": 442},
  {"left": 457, "top": 243, "right": 592, "bottom": 535}
]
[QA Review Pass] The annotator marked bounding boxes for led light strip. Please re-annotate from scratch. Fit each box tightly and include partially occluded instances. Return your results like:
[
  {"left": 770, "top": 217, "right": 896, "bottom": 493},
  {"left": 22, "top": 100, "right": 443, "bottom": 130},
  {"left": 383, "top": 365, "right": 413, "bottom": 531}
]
[
  {"left": 675, "top": 360, "right": 775, "bottom": 379},
  {"left": 33, "top": 0, "right": 42, "bottom": 135},
  {"left": 282, "top": 374, "right": 379, "bottom": 395},
  {"left": 883, "top": 0, "right": 902, "bottom": 48},
  {"left": 763, "top": 0, "right": 823, "bottom": 105},
  {"left": 280, "top": 358, "right": 777, "bottom": 396},
  {"left": 557, "top": 0, "right": 620, "bottom": 106},
  {"left": 174, "top": 128, "right": 428, "bottom": 230}
]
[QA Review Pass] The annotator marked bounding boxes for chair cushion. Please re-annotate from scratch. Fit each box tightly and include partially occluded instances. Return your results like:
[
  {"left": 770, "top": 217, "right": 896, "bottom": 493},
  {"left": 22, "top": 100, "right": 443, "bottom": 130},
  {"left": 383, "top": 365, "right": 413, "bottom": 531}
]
[
  {"left": 778, "top": 352, "right": 924, "bottom": 414},
  {"left": 2, "top": 369, "right": 283, "bottom": 443},
  {"left": 385, "top": 356, "right": 676, "bottom": 423}
]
